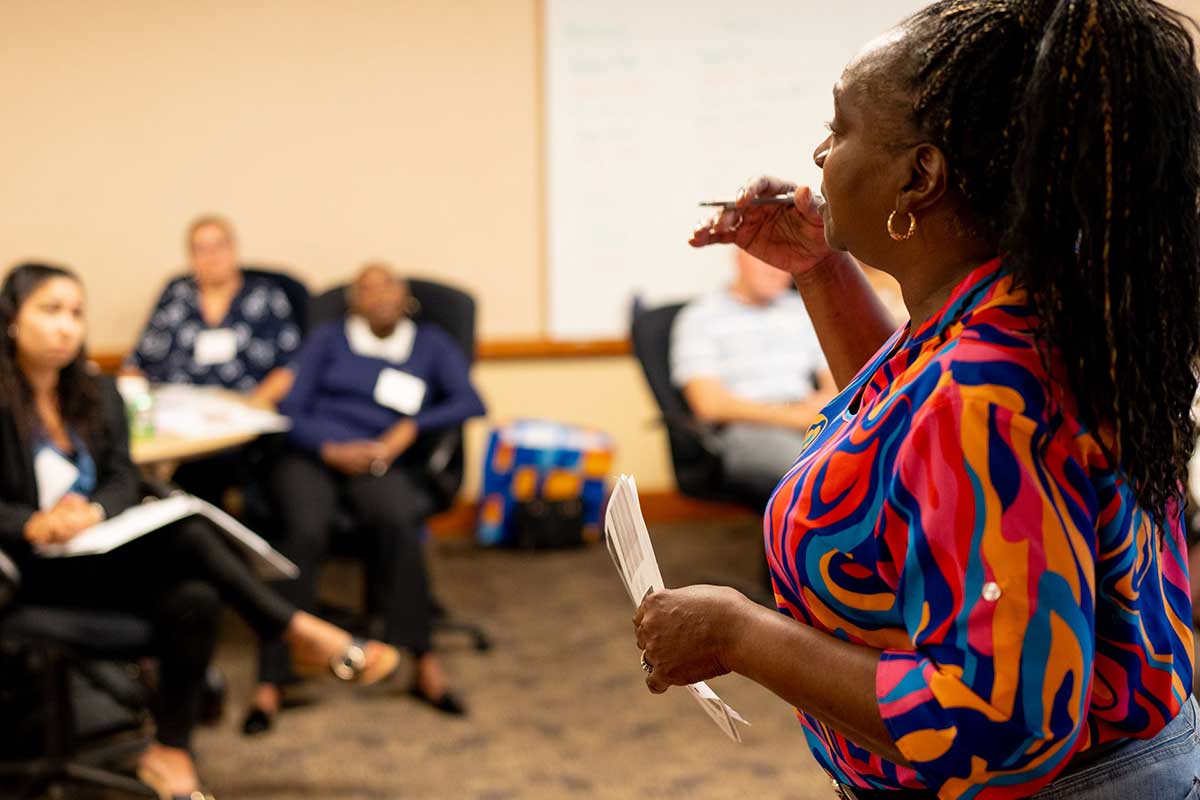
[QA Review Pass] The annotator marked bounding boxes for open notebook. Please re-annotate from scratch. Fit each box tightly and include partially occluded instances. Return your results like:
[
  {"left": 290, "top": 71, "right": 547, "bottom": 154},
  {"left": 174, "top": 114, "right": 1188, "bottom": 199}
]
[{"left": 36, "top": 494, "right": 298, "bottom": 581}]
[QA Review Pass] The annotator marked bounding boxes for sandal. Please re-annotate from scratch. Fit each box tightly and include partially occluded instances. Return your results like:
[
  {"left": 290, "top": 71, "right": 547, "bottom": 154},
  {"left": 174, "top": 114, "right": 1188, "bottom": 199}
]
[
  {"left": 137, "top": 764, "right": 215, "bottom": 800},
  {"left": 292, "top": 636, "right": 400, "bottom": 686}
]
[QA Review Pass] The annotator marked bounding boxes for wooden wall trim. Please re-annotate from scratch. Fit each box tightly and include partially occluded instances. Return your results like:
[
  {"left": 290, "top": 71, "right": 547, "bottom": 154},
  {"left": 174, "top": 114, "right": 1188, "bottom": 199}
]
[
  {"left": 90, "top": 353, "right": 124, "bottom": 373},
  {"left": 89, "top": 337, "right": 632, "bottom": 373},
  {"left": 477, "top": 338, "right": 630, "bottom": 360}
]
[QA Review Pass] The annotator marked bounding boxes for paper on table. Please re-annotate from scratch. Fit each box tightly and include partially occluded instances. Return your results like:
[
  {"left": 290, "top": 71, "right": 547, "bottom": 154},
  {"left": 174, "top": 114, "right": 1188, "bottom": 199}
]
[
  {"left": 152, "top": 385, "right": 290, "bottom": 439},
  {"left": 34, "top": 448, "right": 81, "bottom": 510},
  {"left": 36, "top": 494, "right": 298, "bottom": 581},
  {"left": 605, "top": 474, "right": 749, "bottom": 743}
]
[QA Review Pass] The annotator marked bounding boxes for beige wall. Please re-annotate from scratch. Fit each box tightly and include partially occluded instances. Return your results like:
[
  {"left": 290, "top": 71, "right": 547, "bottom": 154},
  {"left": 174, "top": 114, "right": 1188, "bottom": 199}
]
[
  {"left": 0, "top": 0, "right": 544, "bottom": 351},
  {"left": 0, "top": 0, "right": 680, "bottom": 496}
]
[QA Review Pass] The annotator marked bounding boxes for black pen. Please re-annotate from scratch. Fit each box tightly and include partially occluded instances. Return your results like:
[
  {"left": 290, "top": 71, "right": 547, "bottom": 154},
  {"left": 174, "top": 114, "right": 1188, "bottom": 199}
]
[{"left": 699, "top": 193, "right": 822, "bottom": 210}]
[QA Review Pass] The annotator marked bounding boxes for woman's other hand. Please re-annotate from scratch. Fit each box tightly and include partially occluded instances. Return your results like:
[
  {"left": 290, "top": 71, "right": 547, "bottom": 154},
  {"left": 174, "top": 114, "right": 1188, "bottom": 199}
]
[
  {"left": 50, "top": 493, "right": 102, "bottom": 539},
  {"left": 23, "top": 511, "right": 61, "bottom": 545},
  {"left": 633, "top": 585, "right": 753, "bottom": 693},
  {"left": 248, "top": 367, "right": 295, "bottom": 410},
  {"left": 320, "top": 440, "right": 389, "bottom": 476},
  {"left": 377, "top": 419, "right": 418, "bottom": 465},
  {"left": 690, "top": 178, "right": 834, "bottom": 277},
  {"left": 24, "top": 494, "right": 101, "bottom": 545}
]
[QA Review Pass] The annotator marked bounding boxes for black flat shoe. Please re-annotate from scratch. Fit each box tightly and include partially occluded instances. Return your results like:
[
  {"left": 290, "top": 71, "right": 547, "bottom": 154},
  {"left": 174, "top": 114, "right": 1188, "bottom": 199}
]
[
  {"left": 240, "top": 707, "right": 274, "bottom": 736},
  {"left": 409, "top": 685, "right": 467, "bottom": 716}
]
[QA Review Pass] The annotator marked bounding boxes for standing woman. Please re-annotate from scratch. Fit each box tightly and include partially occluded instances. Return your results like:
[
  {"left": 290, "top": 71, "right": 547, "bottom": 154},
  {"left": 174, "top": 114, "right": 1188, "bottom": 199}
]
[
  {"left": 636, "top": 2, "right": 1200, "bottom": 798},
  {"left": 0, "top": 263, "right": 400, "bottom": 799}
]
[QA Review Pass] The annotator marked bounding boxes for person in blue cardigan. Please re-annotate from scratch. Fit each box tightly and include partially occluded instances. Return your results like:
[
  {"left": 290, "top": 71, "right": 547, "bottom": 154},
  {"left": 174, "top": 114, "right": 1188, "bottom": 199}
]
[{"left": 247, "top": 263, "right": 485, "bottom": 732}]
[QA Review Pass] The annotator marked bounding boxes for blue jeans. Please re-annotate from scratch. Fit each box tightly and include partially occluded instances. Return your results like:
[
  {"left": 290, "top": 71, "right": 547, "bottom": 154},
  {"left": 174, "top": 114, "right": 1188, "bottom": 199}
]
[{"left": 1032, "top": 696, "right": 1200, "bottom": 800}]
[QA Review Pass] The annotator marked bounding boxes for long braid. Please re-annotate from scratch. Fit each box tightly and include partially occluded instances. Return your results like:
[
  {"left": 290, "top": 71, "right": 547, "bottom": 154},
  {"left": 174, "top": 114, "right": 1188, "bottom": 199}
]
[{"left": 899, "top": 0, "right": 1200, "bottom": 523}]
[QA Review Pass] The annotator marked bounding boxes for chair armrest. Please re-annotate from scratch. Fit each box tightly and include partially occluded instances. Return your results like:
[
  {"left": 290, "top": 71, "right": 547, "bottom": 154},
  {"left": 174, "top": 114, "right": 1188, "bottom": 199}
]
[
  {"left": 0, "top": 547, "right": 20, "bottom": 613},
  {"left": 659, "top": 412, "right": 722, "bottom": 458},
  {"left": 419, "top": 428, "right": 464, "bottom": 511},
  {"left": 424, "top": 428, "right": 460, "bottom": 477}
]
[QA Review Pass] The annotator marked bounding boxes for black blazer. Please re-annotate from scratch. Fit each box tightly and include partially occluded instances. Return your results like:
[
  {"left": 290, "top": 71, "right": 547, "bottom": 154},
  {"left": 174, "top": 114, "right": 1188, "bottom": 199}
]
[{"left": 0, "top": 376, "right": 141, "bottom": 565}]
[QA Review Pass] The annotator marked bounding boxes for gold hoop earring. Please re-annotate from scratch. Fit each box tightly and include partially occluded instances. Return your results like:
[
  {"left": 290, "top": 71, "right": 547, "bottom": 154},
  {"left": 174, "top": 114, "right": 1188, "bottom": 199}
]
[{"left": 887, "top": 210, "right": 917, "bottom": 241}]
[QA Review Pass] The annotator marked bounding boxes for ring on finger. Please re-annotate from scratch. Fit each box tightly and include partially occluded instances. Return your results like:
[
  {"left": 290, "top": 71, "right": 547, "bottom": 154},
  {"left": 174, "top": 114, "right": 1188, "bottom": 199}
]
[{"left": 640, "top": 649, "right": 653, "bottom": 675}]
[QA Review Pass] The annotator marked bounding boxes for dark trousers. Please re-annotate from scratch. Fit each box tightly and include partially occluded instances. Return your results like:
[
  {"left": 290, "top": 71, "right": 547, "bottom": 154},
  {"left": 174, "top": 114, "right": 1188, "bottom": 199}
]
[
  {"left": 172, "top": 435, "right": 285, "bottom": 508},
  {"left": 171, "top": 450, "right": 247, "bottom": 508},
  {"left": 19, "top": 517, "right": 295, "bottom": 749},
  {"left": 258, "top": 452, "right": 435, "bottom": 685}
]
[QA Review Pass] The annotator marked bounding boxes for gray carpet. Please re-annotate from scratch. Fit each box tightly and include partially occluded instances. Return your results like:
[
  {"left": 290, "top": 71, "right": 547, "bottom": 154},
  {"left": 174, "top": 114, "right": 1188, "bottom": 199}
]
[{"left": 139, "top": 520, "right": 841, "bottom": 798}]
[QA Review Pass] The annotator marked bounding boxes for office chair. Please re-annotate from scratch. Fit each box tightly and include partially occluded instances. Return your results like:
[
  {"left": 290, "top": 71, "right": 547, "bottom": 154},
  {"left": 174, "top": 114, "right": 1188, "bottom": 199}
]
[
  {"left": 0, "top": 477, "right": 226, "bottom": 799},
  {"left": 242, "top": 266, "right": 311, "bottom": 338},
  {"left": 629, "top": 300, "right": 775, "bottom": 600},
  {"left": 629, "top": 301, "right": 774, "bottom": 509},
  {"left": 0, "top": 550, "right": 157, "bottom": 799}
]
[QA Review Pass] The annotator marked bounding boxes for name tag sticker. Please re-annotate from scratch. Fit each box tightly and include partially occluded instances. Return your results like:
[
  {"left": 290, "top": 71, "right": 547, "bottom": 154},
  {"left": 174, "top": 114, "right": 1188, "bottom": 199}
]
[
  {"left": 35, "top": 447, "right": 80, "bottom": 510},
  {"left": 194, "top": 328, "right": 238, "bottom": 366},
  {"left": 374, "top": 368, "right": 426, "bottom": 415}
]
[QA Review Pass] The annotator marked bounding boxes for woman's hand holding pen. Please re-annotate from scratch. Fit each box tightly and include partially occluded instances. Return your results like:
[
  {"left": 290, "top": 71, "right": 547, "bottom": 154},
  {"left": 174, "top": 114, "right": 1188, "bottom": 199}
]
[{"left": 690, "top": 177, "right": 839, "bottom": 277}]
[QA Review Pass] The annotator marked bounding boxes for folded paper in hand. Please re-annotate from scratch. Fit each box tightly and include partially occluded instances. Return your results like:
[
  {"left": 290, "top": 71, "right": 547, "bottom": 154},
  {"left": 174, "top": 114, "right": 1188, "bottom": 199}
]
[
  {"left": 605, "top": 474, "right": 750, "bottom": 742},
  {"left": 35, "top": 494, "right": 298, "bottom": 581}
]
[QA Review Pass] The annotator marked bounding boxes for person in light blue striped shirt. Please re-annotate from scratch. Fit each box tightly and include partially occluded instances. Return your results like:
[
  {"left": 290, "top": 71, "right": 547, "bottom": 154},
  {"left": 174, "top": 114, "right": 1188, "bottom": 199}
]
[{"left": 670, "top": 249, "right": 834, "bottom": 502}]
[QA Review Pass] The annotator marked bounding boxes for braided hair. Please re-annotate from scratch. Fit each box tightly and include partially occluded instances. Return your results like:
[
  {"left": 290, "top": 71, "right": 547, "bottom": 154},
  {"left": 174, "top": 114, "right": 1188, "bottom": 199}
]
[
  {"left": 897, "top": 0, "right": 1200, "bottom": 523},
  {"left": 0, "top": 263, "right": 103, "bottom": 449}
]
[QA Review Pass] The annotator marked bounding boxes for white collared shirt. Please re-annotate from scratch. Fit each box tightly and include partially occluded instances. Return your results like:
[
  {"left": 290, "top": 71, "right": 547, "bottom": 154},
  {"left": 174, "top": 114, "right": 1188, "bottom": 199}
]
[{"left": 345, "top": 315, "right": 416, "bottom": 364}]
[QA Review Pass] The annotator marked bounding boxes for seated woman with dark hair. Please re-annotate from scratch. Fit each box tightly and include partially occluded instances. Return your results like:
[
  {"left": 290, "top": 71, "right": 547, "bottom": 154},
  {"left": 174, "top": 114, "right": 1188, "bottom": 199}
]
[
  {"left": 0, "top": 263, "right": 400, "bottom": 800},
  {"left": 250, "top": 262, "right": 486, "bottom": 730}
]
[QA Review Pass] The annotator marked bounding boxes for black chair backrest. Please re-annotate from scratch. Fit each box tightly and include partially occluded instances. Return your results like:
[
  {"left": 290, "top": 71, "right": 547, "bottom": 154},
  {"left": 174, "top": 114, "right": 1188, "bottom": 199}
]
[
  {"left": 242, "top": 266, "right": 311, "bottom": 338},
  {"left": 630, "top": 302, "right": 689, "bottom": 426},
  {"left": 308, "top": 277, "right": 477, "bottom": 364},
  {"left": 308, "top": 277, "right": 478, "bottom": 511},
  {"left": 630, "top": 302, "right": 725, "bottom": 498}
]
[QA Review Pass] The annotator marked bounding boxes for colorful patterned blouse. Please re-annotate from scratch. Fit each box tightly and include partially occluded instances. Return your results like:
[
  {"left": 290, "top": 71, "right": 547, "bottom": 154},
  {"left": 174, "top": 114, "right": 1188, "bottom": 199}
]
[{"left": 764, "top": 257, "right": 1194, "bottom": 799}]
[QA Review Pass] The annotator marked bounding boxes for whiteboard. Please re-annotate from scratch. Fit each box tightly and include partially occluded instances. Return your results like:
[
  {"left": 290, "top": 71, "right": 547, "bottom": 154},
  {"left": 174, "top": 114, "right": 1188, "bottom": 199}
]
[{"left": 544, "top": 0, "right": 928, "bottom": 339}]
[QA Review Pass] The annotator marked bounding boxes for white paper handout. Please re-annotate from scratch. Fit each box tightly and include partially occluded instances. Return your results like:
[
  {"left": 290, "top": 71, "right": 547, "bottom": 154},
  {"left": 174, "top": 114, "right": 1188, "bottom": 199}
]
[
  {"left": 605, "top": 474, "right": 750, "bottom": 743},
  {"left": 151, "top": 384, "right": 290, "bottom": 440},
  {"left": 34, "top": 447, "right": 81, "bottom": 510},
  {"left": 35, "top": 494, "right": 298, "bottom": 581}
]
